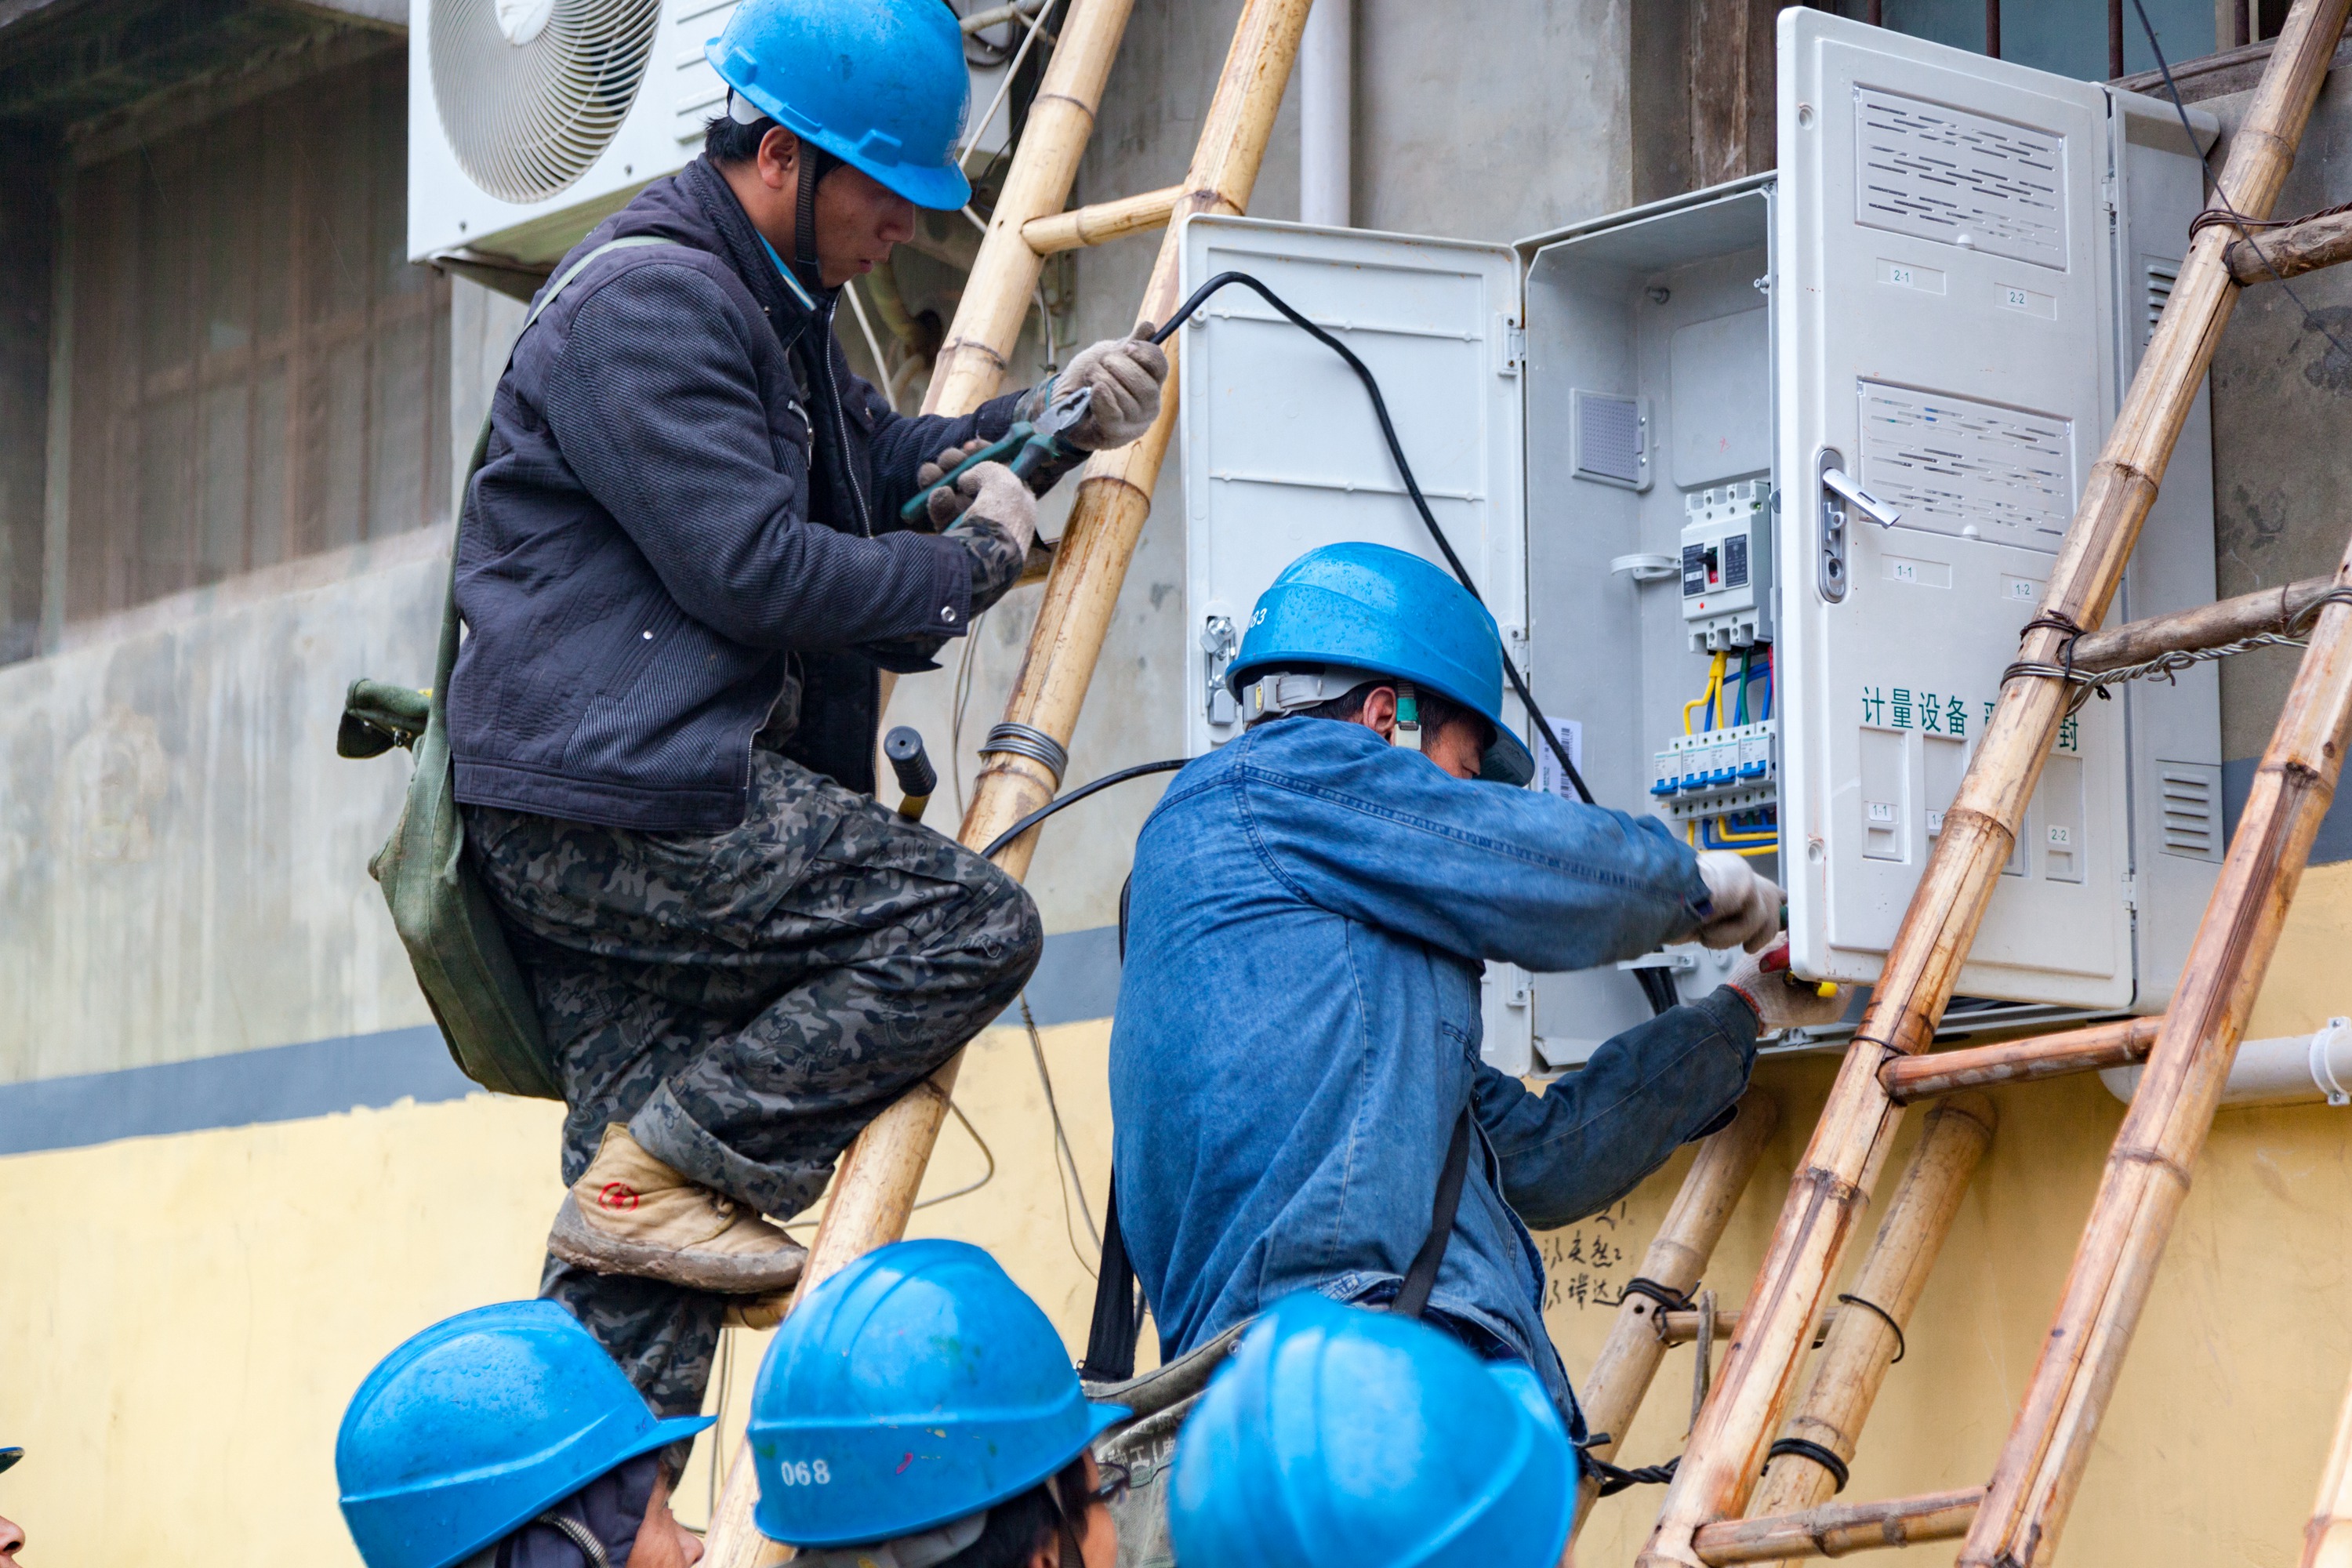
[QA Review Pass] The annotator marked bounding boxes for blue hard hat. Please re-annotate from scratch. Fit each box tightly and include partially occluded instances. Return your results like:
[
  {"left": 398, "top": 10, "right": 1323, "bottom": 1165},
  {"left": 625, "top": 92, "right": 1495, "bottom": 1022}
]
[
  {"left": 1167, "top": 1293, "right": 1576, "bottom": 1568},
  {"left": 707, "top": 0, "right": 973, "bottom": 212},
  {"left": 748, "top": 1240, "right": 1127, "bottom": 1548},
  {"left": 1227, "top": 543, "right": 1537, "bottom": 786},
  {"left": 336, "top": 1301, "right": 713, "bottom": 1568},
  {"left": 0, "top": 1446, "right": 17, "bottom": 1475}
]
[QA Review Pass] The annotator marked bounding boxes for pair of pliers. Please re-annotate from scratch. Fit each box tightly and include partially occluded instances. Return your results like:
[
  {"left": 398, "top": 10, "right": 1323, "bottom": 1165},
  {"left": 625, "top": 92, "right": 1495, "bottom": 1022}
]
[{"left": 898, "top": 383, "right": 1095, "bottom": 525}]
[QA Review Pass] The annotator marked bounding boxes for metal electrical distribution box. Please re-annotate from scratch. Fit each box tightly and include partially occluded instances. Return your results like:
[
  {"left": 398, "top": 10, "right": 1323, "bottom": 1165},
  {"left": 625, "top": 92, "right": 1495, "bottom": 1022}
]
[{"left": 1179, "top": 11, "right": 2221, "bottom": 1076}]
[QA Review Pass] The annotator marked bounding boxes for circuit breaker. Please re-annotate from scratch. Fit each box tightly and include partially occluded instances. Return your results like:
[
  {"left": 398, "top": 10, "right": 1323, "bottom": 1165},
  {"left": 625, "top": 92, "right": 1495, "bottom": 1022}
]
[{"left": 1179, "top": 11, "right": 2223, "bottom": 1076}]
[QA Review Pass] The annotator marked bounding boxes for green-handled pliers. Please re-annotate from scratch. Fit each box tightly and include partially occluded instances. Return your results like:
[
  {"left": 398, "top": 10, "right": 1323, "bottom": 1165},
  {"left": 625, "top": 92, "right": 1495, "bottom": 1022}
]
[{"left": 898, "top": 383, "right": 1094, "bottom": 525}]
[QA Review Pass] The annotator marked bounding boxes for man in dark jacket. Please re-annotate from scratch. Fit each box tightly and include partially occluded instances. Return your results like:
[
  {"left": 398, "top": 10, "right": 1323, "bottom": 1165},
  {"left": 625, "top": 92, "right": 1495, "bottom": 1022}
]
[{"left": 447, "top": 0, "right": 1168, "bottom": 1419}]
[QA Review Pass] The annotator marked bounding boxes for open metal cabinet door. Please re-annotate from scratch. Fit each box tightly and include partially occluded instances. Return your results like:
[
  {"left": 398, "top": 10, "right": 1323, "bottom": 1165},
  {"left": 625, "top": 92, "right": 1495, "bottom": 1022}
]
[
  {"left": 1176, "top": 215, "right": 1534, "bottom": 1068},
  {"left": 1777, "top": 9, "right": 2133, "bottom": 1007}
]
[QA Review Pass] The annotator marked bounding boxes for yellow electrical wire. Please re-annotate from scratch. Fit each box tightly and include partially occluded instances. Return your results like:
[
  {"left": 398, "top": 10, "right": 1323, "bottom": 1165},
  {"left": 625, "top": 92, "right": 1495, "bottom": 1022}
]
[{"left": 1683, "top": 652, "right": 1726, "bottom": 735}]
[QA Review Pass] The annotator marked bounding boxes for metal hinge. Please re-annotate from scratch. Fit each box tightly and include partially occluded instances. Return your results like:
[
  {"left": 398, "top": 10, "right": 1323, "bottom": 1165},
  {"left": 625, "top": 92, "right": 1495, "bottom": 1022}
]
[{"left": 1501, "top": 317, "right": 1526, "bottom": 375}]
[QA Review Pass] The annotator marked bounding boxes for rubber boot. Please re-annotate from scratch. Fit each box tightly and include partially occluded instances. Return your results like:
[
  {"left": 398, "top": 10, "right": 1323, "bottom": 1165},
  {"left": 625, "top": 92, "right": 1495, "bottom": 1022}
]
[{"left": 548, "top": 1124, "right": 807, "bottom": 1294}]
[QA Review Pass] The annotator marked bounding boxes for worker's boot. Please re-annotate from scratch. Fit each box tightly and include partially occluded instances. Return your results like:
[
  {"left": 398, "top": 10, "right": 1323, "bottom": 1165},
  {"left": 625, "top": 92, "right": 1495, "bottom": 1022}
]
[{"left": 548, "top": 1124, "right": 807, "bottom": 1294}]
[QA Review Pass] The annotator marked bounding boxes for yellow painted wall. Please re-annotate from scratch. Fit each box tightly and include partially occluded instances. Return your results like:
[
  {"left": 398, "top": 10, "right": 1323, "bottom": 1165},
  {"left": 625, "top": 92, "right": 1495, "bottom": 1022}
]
[{"left": 13, "top": 871, "right": 2352, "bottom": 1563}]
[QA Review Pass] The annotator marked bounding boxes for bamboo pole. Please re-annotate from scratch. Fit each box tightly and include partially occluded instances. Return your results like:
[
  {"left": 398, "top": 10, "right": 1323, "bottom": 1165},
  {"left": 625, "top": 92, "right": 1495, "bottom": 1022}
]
[
  {"left": 2228, "top": 207, "right": 2352, "bottom": 285},
  {"left": 1748, "top": 1094, "right": 1996, "bottom": 1529},
  {"left": 1880, "top": 1019, "right": 2160, "bottom": 1102},
  {"left": 1571, "top": 1092, "right": 1780, "bottom": 1546},
  {"left": 1659, "top": 1308, "right": 1836, "bottom": 1347},
  {"left": 1692, "top": 1490, "right": 1984, "bottom": 1565},
  {"left": 1638, "top": 5, "right": 2350, "bottom": 1560},
  {"left": 697, "top": 9, "right": 1313, "bottom": 1565},
  {"left": 2071, "top": 573, "right": 2338, "bottom": 671},
  {"left": 2303, "top": 1359, "right": 2352, "bottom": 1568},
  {"left": 922, "top": 0, "right": 1138, "bottom": 416},
  {"left": 1022, "top": 184, "right": 1184, "bottom": 253},
  {"left": 1959, "top": 548, "right": 2352, "bottom": 1566}
]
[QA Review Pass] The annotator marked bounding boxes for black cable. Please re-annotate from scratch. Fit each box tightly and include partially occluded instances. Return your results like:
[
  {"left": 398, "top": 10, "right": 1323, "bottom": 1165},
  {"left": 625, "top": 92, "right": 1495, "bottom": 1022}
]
[
  {"left": 1152, "top": 271, "right": 1692, "bottom": 1016},
  {"left": 979, "top": 757, "right": 1188, "bottom": 862},
  {"left": 1149, "top": 272, "right": 1595, "bottom": 808}
]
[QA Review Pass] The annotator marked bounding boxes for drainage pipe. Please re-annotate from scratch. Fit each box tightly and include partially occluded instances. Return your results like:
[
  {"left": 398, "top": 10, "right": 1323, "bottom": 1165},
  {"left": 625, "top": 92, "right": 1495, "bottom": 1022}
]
[
  {"left": 1299, "top": 0, "right": 1351, "bottom": 226},
  {"left": 2102, "top": 1016, "right": 2352, "bottom": 1107}
]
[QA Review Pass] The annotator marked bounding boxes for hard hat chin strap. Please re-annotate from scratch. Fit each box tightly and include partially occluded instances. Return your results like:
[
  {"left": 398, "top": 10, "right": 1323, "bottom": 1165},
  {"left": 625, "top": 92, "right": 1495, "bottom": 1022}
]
[
  {"left": 792, "top": 140, "right": 841, "bottom": 296},
  {"left": 1392, "top": 681, "right": 1422, "bottom": 753}
]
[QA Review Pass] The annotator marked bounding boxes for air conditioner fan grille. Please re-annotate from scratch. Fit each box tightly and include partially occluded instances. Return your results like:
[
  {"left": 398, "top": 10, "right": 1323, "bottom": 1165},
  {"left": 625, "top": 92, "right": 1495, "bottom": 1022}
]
[{"left": 431, "top": 0, "right": 662, "bottom": 205}]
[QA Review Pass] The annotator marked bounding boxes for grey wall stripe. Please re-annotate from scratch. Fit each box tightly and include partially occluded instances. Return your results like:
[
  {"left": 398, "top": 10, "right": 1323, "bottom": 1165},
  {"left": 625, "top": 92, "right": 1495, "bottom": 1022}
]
[
  {"left": 0, "top": 925, "right": 1124, "bottom": 1157},
  {"left": 2223, "top": 757, "right": 2352, "bottom": 866}
]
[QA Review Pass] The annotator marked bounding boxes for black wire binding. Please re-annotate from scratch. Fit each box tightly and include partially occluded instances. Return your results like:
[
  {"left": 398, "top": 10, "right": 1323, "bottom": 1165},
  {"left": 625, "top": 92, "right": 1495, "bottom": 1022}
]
[
  {"left": 978, "top": 757, "right": 1189, "bottom": 862},
  {"left": 1150, "top": 271, "right": 1686, "bottom": 1019},
  {"left": 1835, "top": 1291, "right": 1907, "bottom": 1364},
  {"left": 1577, "top": 1439, "right": 1682, "bottom": 1497},
  {"left": 1766, "top": 1437, "right": 1851, "bottom": 1494},
  {"left": 1606, "top": 1276, "right": 1697, "bottom": 1314}
]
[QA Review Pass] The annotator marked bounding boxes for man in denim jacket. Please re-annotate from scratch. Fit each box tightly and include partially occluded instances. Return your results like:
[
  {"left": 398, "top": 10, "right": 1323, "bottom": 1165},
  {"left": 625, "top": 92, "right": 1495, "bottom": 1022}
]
[{"left": 1109, "top": 543, "right": 1840, "bottom": 1430}]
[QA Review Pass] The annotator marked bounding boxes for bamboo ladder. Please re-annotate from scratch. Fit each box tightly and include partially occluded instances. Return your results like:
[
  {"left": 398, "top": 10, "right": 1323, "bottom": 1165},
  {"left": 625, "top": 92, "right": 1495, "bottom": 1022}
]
[
  {"left": 696, "top": 2, "right": 1316, "bottom": 1563},
  {"left": 1592, "top": 2, "right": 2352, "bottom": 1563}
]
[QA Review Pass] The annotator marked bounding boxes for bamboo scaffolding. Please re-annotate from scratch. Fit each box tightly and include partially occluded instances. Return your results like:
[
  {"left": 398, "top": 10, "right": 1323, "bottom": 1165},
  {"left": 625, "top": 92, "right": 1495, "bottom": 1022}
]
[
  {"left": 1692, "top": 1490, "right": 1984, "bottom": 1566},
  {"left": 1960, "top": 550, "right": 2352, "bottom": 1559},
  {"left": 1880, "top": 1019, "right": 2159, "bottom": 1103},
  {"left": 1748, "top": 1094, "right": 1996, "bottom": 1528},
  {"left": 2071, "top": 572, "right": 2336, "bottom": 671},
  {"left": 1638, "top": 5, "right": 2351, "bottom": 1559},
  {"left": 2303, "top": 1359, "right": 2352, "bottom": 1568},
  {"left": 1023, "top": 184, "right": 1183, "bottom": 253},
  {"left": 1660, "top": 1308, "right": 1836, "bottom": 1347},
  {"left": 1570, "top": 1092, "right": 1780, "bottom": 1546},
  {"left": 2228, "top": 207, "right": 2352, "bottom": 285},
  {"left": 922, "top": 0, "right": 1138, "bottom": 416},
  {"left": 695, "top": 8, "right": 1314, "bottom": 1565}
]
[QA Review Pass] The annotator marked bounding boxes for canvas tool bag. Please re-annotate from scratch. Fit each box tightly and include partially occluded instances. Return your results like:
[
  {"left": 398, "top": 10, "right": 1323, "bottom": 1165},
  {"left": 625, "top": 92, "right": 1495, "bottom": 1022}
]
[{"left": 339, "top": 237, "right": 677, "bottom": 1100}]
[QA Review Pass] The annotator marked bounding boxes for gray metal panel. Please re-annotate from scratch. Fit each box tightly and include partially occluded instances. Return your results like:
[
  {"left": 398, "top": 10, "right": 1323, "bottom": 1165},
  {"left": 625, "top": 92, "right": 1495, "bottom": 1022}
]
[
  {"left": 1176, "top": 214, "right": 1531, "bottom": 1069},
  {"left": 1777, "top": 8, "right": 2132, "bottom": 1007}
]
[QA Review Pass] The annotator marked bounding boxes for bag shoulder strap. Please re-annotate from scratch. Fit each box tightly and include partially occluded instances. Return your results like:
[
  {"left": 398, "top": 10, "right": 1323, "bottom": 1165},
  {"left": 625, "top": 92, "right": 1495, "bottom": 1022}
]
[
  {"left": 1078, "top": 1100, "right": 1478, "bottom": 1380},
  {"left": 433, "top": 235, "right": 684, "bottom": 695}
]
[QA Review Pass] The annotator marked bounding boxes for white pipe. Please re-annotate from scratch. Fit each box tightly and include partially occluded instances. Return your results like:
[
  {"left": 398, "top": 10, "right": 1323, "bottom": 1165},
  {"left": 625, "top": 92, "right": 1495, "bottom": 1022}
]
[
  {"left": 1299, "top": 0, "right": 1352, "bottom": 227},
  {"left": 2101, "top": 1016, "right": 2352, "bottom": 1108}
]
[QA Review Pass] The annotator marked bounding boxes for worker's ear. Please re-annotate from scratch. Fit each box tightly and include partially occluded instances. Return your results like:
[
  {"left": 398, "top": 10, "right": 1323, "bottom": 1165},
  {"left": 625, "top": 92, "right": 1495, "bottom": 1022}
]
[
  {"left": 1359, "top": 684, "right": 1399, "bottom": 742},
  {"left": 755, "top": 125, "right": 801, "bottom": 192}
]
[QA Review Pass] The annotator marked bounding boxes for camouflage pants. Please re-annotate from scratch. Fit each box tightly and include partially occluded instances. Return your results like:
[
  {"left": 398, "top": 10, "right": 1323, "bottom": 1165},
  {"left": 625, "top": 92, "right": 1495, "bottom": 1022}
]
[{"left": 463, "top": 749, "right": 1043, "bottom": 1418}]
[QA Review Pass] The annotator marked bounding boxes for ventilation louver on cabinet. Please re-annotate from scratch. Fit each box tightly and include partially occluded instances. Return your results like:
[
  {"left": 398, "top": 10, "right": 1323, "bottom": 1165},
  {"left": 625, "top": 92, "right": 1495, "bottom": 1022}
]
[
  {"left": 1571, "top": 389, "right": 1647, "bottom": 489},
  {"left": 430, "top": 0, "right": 662, "bottom": 204},
  {"left": 2143, "top": 257, "right": 2180, "bottom": 350},
  {"left": 2158, "top": 763, "right": 2223, "bottom": 861},
  {"left": 1853, "top": 88, "right": 2068, "bottom": 270}
]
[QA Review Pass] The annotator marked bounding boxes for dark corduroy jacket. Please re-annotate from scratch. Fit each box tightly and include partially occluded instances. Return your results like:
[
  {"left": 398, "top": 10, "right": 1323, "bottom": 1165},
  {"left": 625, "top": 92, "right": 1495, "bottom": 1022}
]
[{"left": 448, "top": 157, "right": 1036, "bottom": 829}]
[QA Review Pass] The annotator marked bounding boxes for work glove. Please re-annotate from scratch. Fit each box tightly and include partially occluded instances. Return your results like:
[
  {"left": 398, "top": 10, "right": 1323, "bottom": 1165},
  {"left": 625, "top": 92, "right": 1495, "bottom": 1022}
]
[
  {"left": 1046, "top": 325, "right": 1169, "bottom": 449},
  {"left": 1693, "top": 849, "right": 1784, "bottom": 953},
  {"left": 1726, "top": 940, "right": 1848, "bottom": 1034},
  {"left": 943, "top": 459, "right": 1037, "bottom": 615},
  {"left": 918, "top": 439, "right": 991, "bottom": 529}
]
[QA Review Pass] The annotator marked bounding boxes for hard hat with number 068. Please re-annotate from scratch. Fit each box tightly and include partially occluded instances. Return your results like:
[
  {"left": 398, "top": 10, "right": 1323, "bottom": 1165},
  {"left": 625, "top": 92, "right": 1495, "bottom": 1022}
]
[{"left": 746, "top": 1239, "right": 1129, "bottom": 1548}]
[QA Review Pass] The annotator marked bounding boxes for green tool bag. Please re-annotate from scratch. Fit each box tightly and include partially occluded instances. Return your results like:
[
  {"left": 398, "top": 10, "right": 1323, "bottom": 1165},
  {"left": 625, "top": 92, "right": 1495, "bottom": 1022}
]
[{"left": 341, "top": 235, "right": 677, "bottom": 1101}]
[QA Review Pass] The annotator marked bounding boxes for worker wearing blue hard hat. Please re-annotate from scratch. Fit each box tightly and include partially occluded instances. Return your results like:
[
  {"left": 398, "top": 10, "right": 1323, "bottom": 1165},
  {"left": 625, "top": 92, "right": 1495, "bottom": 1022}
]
[
  {"left": 1105, "top": 542, "right": 1846, "bottom": 1435},
  {"left": 444, "top": 0, "right": 1170, "bottom": 1436},
  {"left": 336, "top": 1301, "right": 712, "bottom": 1568},
  {"left": 1170, "top": 1292, "right": 1577, "bottom": 1568},
  {"left": 747, "top": 1240, "right": 1125, "bottom": 1568}
]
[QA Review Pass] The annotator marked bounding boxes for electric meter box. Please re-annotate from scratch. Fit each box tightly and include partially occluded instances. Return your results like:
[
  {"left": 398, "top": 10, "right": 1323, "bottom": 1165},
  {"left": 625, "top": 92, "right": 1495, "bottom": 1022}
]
[{"left": 1180, "top": 9, "right": 2223, "bottom": 1075}]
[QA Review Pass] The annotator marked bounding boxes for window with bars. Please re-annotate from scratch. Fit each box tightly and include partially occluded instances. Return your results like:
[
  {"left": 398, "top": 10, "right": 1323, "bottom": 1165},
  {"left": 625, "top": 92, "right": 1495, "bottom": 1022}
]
[{"left": 58, "top": 49, "right": 449, "bottom": 628}]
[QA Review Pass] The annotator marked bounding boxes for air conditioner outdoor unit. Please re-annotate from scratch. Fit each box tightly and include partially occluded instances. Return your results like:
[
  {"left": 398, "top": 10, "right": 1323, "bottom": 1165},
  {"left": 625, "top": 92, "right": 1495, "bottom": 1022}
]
[{"left": 408, "top": 0, "right": 1015, "bottom": 281}]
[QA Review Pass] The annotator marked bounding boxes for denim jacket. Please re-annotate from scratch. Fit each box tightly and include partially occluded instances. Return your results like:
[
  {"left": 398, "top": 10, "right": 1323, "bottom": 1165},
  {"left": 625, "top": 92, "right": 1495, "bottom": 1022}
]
[{"left": 1107, "top": 717, "right": 1761, "bottom": 1425}]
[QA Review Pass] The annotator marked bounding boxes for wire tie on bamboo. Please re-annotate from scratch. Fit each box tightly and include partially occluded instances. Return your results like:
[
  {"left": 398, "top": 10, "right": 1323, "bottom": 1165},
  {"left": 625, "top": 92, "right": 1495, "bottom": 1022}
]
[
  {"left": 979, "top": 720, "right": 1070, "bottom": 787},
  {"left": 1835, "top": 1291, "right": 1907, "bottom": 1363},
  {"left": 1766, "top": 1437, "right": 1853, "bottom": 1494},
  {"left": 1577, "top": 1438, "right": 1684, "bottom": 1498},
  {"left": 1612, "top": 1275, "right": 1700, "bottom": 1316},
  {"left": 2005, "top": 589, "right": 2352, "bottom": 715}
]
